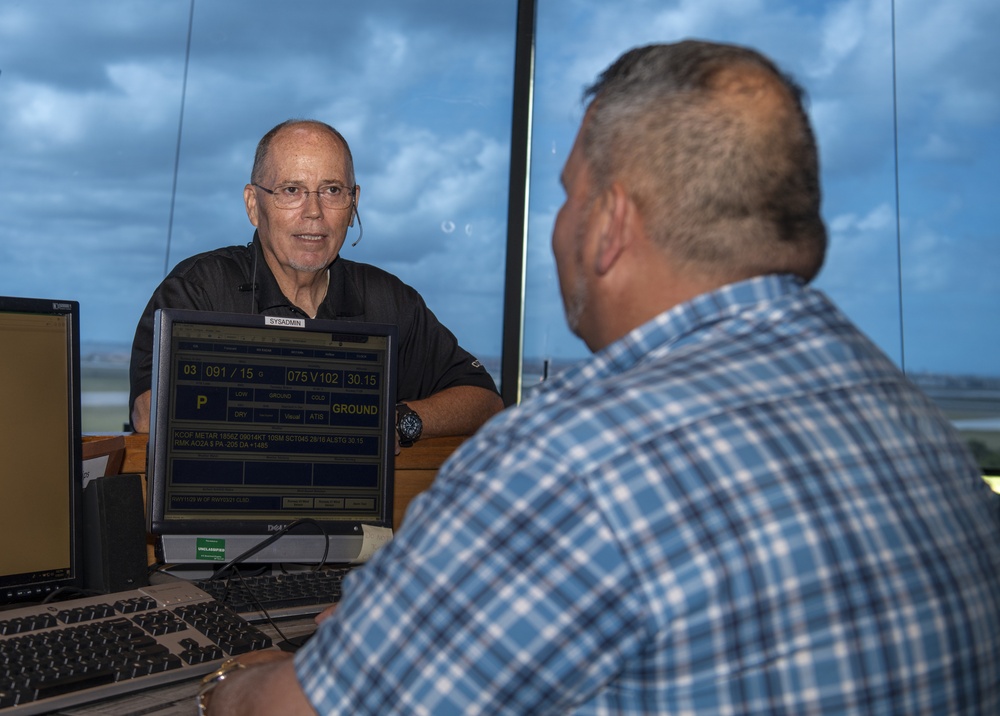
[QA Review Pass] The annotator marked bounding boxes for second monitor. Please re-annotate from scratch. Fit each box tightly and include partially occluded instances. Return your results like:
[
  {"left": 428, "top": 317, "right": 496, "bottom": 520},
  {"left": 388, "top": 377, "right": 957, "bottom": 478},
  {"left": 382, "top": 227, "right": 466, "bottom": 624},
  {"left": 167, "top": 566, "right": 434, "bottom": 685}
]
[{"left": 147, "top": 309, "right": 398, "bottom": 567}]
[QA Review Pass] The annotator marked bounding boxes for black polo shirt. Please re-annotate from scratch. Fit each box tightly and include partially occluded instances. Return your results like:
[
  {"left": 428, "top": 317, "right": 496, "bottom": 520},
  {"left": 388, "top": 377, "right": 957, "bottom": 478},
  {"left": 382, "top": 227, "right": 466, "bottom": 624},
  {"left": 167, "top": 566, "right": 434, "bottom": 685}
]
[{"left": 129, "top": 235, "right": 498, "bottom": 419}]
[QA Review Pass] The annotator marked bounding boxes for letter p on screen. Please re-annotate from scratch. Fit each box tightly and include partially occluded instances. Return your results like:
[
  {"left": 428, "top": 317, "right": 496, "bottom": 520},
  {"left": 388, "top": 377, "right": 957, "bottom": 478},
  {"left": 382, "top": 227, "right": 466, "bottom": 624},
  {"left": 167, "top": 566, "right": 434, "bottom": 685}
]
[{"left": 197, "top": 395, "right": 208, "bottom": 410}]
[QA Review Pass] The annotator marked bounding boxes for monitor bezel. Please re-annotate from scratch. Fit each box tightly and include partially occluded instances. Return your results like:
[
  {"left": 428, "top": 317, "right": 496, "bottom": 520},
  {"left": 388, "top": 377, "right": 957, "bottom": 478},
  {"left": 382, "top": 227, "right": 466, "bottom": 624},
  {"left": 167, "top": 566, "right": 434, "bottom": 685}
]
[
  {"left": 146, "top": 308, "right": 398, "bottom": 561},
  {"left": 0, "top": 295, "right": 84, "bottom": 604}
]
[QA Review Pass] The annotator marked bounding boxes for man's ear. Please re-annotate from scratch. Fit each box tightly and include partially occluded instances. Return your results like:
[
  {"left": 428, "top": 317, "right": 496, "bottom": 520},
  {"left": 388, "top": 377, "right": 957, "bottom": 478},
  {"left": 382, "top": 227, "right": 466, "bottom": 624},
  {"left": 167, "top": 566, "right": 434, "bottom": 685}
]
[
  {"left": 244, "top": 184, "right": 260, "bottom": 227},
  {"left": 593, "top": 182, "right": 633, "bottom": 276}
]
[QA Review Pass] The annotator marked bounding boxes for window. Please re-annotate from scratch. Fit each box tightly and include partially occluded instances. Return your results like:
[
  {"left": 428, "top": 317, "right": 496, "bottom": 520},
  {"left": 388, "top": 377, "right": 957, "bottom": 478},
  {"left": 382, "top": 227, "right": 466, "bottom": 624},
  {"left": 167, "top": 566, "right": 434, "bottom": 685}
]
[
  {"left": 0, "top": 0, "right": 516, "bottom": 431},
  {"left": 524, "top": 0, "right": 1000, "bottom": 469},
  {"left": 2, "top": 1, "right": 997, "bottom": 471}
]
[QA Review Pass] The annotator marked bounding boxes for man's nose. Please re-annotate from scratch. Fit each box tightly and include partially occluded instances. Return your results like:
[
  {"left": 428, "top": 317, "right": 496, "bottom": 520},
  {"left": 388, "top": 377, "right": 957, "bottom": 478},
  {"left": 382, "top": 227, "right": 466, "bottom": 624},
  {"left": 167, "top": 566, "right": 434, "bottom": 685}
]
[{"left": 301, "top": 191, "right": 323, "bottom": 216}]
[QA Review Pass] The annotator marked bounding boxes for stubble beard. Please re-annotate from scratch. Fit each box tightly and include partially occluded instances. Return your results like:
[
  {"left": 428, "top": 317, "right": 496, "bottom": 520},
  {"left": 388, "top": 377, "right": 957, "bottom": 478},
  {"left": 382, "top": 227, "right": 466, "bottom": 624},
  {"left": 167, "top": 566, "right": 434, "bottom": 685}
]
[
  {"left": 562, "top": 240, "right": 588, "bottom": 339},
  {"left": 287, "top": 258, "right": 329, "bottom": 273}
]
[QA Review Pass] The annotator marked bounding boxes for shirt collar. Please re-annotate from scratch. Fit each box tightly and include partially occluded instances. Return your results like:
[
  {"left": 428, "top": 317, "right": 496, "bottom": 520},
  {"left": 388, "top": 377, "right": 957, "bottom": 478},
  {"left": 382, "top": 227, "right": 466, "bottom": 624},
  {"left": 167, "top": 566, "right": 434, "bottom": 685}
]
[{"left": 541, "top": 273, "right": 807, "bottom": 394}]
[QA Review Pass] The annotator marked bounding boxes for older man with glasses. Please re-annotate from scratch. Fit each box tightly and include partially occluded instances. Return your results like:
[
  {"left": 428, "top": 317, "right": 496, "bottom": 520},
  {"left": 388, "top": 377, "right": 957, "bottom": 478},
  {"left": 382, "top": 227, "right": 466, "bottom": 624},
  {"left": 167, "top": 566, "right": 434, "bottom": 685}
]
[{"left": 128, "top": 119, "right": 503, "bottom": 444}]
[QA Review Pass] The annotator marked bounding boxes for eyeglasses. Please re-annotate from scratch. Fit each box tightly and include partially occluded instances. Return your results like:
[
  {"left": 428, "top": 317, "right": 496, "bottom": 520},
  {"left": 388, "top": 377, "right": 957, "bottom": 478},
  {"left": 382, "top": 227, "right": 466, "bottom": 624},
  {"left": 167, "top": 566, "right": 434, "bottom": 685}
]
[{"left": 253, "top": 182, "right": 356, "bottom": 210}]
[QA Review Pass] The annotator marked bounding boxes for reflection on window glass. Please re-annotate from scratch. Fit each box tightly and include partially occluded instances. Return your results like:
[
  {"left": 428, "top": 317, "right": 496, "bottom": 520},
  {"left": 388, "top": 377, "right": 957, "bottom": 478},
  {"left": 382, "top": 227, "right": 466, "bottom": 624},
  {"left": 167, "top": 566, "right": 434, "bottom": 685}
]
[
  {"left": 0, "top": 0, "right": 515, "bottom": 432},
  {"left": 526, "top": 0, "right": 999, "bottom": 469}
]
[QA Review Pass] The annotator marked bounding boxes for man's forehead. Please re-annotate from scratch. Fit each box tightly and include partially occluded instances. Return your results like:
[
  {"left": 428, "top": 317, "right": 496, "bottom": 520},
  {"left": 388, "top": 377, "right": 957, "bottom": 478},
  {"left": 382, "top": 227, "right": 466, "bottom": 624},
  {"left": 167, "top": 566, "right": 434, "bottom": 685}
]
[
  {"left": 271, "top": 125, "right": 346, "bottom": 155},
  {"left": 265, "top": 126, "right": 351, "bottom": 175}
]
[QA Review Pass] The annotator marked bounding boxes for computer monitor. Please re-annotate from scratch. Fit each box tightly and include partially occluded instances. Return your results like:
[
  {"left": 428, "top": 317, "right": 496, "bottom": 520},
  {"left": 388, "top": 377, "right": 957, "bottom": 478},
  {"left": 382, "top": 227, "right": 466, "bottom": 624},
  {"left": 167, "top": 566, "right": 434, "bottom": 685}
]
[
  {"left": 147, "top": 309, "right": 397, "bottom": 567},
  {"left": 0, "top": 296, "right": 84, "bottom": 605}
]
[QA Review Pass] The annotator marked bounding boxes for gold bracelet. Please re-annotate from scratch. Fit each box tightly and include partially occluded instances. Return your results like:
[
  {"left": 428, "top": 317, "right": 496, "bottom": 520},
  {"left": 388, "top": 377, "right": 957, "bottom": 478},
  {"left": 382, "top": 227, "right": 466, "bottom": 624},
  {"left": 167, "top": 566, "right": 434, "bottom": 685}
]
[{"left": 197, "top": 657, "right": 248, "bottom": 716}]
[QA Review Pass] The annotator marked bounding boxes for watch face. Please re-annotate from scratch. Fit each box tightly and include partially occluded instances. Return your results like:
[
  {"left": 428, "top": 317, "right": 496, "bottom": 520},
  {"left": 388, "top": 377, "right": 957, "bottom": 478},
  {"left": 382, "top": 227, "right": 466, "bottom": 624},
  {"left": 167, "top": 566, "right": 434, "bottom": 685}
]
[{"left": 398, "top": 412, "right": 422, "bottom": 440}]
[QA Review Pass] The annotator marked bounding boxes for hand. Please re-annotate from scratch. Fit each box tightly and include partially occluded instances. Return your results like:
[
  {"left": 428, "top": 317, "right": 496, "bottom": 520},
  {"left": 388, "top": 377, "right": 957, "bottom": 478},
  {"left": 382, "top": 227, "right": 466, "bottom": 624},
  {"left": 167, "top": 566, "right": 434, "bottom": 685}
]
[
  {"left": 314, "top": 602, "right": 338, "bottom": 624},
  {"left": 204, "top": 652, "right": 313, "bottom": 715},
  {"left": 131, "top": 390, "right": 152, "bottom": 432}
]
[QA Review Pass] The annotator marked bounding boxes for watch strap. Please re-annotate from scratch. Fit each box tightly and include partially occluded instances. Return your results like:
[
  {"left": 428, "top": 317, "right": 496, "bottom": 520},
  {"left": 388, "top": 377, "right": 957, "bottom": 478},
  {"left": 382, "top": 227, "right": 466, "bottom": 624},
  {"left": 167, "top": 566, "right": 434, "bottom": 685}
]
[{"left": 395, "top": 402, "right": 422, "bottom": 447}]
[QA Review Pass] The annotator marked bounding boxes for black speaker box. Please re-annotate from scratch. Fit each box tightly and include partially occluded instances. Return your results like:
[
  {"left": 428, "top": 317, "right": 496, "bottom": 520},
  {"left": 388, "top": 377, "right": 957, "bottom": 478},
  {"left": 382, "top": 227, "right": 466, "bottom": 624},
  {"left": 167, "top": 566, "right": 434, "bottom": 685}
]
[{"left": 83, "top": 473, "right": 149, "bottom": 593}]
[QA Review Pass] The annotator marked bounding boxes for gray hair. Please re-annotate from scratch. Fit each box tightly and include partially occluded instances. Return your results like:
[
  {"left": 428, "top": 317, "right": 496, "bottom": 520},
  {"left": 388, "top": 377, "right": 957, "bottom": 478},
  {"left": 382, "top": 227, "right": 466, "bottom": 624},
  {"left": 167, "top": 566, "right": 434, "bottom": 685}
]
[{"left": 582, "top": 40, "right": 827, "bottom": 282}]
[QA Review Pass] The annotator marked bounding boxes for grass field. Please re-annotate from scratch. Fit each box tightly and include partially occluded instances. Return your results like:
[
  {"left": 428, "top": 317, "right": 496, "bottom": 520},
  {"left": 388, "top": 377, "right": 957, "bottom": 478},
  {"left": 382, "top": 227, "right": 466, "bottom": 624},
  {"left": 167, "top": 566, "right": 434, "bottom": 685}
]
[
  {"left": 81, "top": 364, "right": 130, "bottom": 433},
  {"left": 83, "top": 405, "right": 132, "bottom": 433}
]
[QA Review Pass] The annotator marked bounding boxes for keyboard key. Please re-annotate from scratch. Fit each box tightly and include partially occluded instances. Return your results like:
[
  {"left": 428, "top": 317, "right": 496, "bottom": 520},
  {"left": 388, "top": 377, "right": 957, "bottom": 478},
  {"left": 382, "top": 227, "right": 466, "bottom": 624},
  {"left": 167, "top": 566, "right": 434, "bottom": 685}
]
[{"left": 29, "top": 667, "right": 116, "bottom": 701}]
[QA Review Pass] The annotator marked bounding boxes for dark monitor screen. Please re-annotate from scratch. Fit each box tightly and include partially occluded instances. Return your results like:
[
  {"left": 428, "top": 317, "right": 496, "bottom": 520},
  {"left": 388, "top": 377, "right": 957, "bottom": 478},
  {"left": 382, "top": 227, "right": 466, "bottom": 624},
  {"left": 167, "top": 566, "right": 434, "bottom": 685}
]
[
  {"left": 0, "top": 296, "right": 83, "bottom": 605},
  {"left": 147, "top": 309, "right": 397, "bottom": 566}
]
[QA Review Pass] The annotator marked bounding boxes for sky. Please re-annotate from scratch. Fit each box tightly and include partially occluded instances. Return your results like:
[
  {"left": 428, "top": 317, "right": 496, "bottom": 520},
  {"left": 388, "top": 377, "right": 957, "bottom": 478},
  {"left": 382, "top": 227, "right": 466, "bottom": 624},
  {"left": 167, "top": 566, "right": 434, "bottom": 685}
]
[
  {"left": 0, "top": 0, "right": 997, "bottom": 381},
  {"left": 523, "top": 0, "right": 1000, "bottom": 375}
]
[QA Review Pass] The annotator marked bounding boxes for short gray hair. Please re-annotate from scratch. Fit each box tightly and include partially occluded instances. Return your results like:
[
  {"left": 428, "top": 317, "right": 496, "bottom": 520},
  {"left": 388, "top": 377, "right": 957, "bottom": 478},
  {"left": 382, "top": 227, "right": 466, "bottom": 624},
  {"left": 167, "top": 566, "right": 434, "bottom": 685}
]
[{"left": 582, "top": 40, "right": 827, "bottom": 282}]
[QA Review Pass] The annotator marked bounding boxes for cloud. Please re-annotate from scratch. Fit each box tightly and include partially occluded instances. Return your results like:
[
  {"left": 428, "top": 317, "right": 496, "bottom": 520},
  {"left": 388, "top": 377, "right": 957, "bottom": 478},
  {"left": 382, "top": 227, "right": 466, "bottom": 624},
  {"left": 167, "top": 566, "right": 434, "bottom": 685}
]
[
  {"left": 3, "top": 63, "right": 182, "bottom": 150},
  {"left": 823, "top": 202, "right": 899, "bottom": 293},
  {"left": 0, "top": 0, "right": 996, "bottom": 378},
  {"left": 365, "top": 128, "right": 508, "bottom": 244},
  {"left": 915, "top": 133, "right": 970, "bottom": 162}
]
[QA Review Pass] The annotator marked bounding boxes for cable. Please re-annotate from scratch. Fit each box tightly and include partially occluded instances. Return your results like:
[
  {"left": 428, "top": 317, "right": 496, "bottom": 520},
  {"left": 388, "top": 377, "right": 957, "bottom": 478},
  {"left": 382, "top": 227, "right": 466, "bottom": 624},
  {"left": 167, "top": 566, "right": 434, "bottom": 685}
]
[
  {"left": 350, "top": 205, "right": 365, "bottom": 247},
  {"left": 890, "top": 0, "right": 906, "bottom": 372},
  {"left": 163, "top": 0, "right": 196, "bottom": 277},
  {"left": 208, "top": 518, "right": 330, "bottom": 582},
  {"left": 41, "top": 586, "right": 102, "bottom": 603},
  {"left": 225, "top": 567, "right": 294, "bottom": 646},
  {"left": 206, "top": 519, "right": 330, "bottom": 644}
]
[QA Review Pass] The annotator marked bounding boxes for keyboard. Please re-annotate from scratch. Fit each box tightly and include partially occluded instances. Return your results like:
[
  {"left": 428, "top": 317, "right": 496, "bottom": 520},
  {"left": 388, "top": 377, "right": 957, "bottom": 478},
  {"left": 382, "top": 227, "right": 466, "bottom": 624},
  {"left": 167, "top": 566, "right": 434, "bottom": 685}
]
[
  {"left": 194, "top": 567, "right": 350, "bottom": 622},
  {"left": 0, "top": 581, "right": 272, "bottom": 715}
]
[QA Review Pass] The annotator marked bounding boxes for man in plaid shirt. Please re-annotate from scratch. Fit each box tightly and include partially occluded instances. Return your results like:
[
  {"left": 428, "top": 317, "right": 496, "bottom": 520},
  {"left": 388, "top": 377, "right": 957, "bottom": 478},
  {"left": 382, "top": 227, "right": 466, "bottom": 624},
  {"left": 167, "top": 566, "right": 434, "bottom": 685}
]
[{"left": 207, "top": 40, "right": 1000, "bottom": 715}]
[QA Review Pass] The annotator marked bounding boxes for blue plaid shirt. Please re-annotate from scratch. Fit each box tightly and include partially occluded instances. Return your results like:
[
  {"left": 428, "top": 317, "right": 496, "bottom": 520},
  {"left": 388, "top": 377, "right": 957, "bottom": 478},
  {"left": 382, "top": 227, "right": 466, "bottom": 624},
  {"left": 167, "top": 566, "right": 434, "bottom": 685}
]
[{"left": 297, "top": 274, "right": 1000, "bottom": 714}]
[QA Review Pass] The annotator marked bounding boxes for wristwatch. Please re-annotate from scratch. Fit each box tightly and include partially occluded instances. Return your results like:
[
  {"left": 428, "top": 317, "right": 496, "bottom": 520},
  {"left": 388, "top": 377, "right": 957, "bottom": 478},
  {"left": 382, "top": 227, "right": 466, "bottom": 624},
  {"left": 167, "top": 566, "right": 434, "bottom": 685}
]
[
  {"left": 197, "top": 657, "right": 247, "bottom": 715},
  {"left": 395, "top": 402, "right": 423, "bottom": 447}
]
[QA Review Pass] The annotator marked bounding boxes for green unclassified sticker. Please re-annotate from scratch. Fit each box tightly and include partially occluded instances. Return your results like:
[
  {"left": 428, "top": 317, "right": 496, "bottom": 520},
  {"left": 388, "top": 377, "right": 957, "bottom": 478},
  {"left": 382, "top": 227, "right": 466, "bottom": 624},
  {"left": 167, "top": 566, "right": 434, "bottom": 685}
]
[{"left": 196, "top": 537, "right": 227, "bottom": 561}]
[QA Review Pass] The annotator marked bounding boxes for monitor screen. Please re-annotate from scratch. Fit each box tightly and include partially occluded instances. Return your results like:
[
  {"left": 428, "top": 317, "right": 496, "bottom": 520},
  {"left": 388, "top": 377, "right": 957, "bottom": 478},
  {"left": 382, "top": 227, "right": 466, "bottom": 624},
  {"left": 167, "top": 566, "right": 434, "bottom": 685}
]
[
  {"left": 147, "top": 309, "right": 397, "bottom": 566},
  {"left": 0, "top": 296, "right": 83, "bottom": 605}
]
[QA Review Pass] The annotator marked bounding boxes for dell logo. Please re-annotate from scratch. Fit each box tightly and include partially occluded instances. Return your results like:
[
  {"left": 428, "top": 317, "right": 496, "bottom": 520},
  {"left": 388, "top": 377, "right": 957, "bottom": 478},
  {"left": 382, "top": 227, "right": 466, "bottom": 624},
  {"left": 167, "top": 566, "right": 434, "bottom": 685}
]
[{"left": 267, "top": 524, "right": 286, "bottom": 532}]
